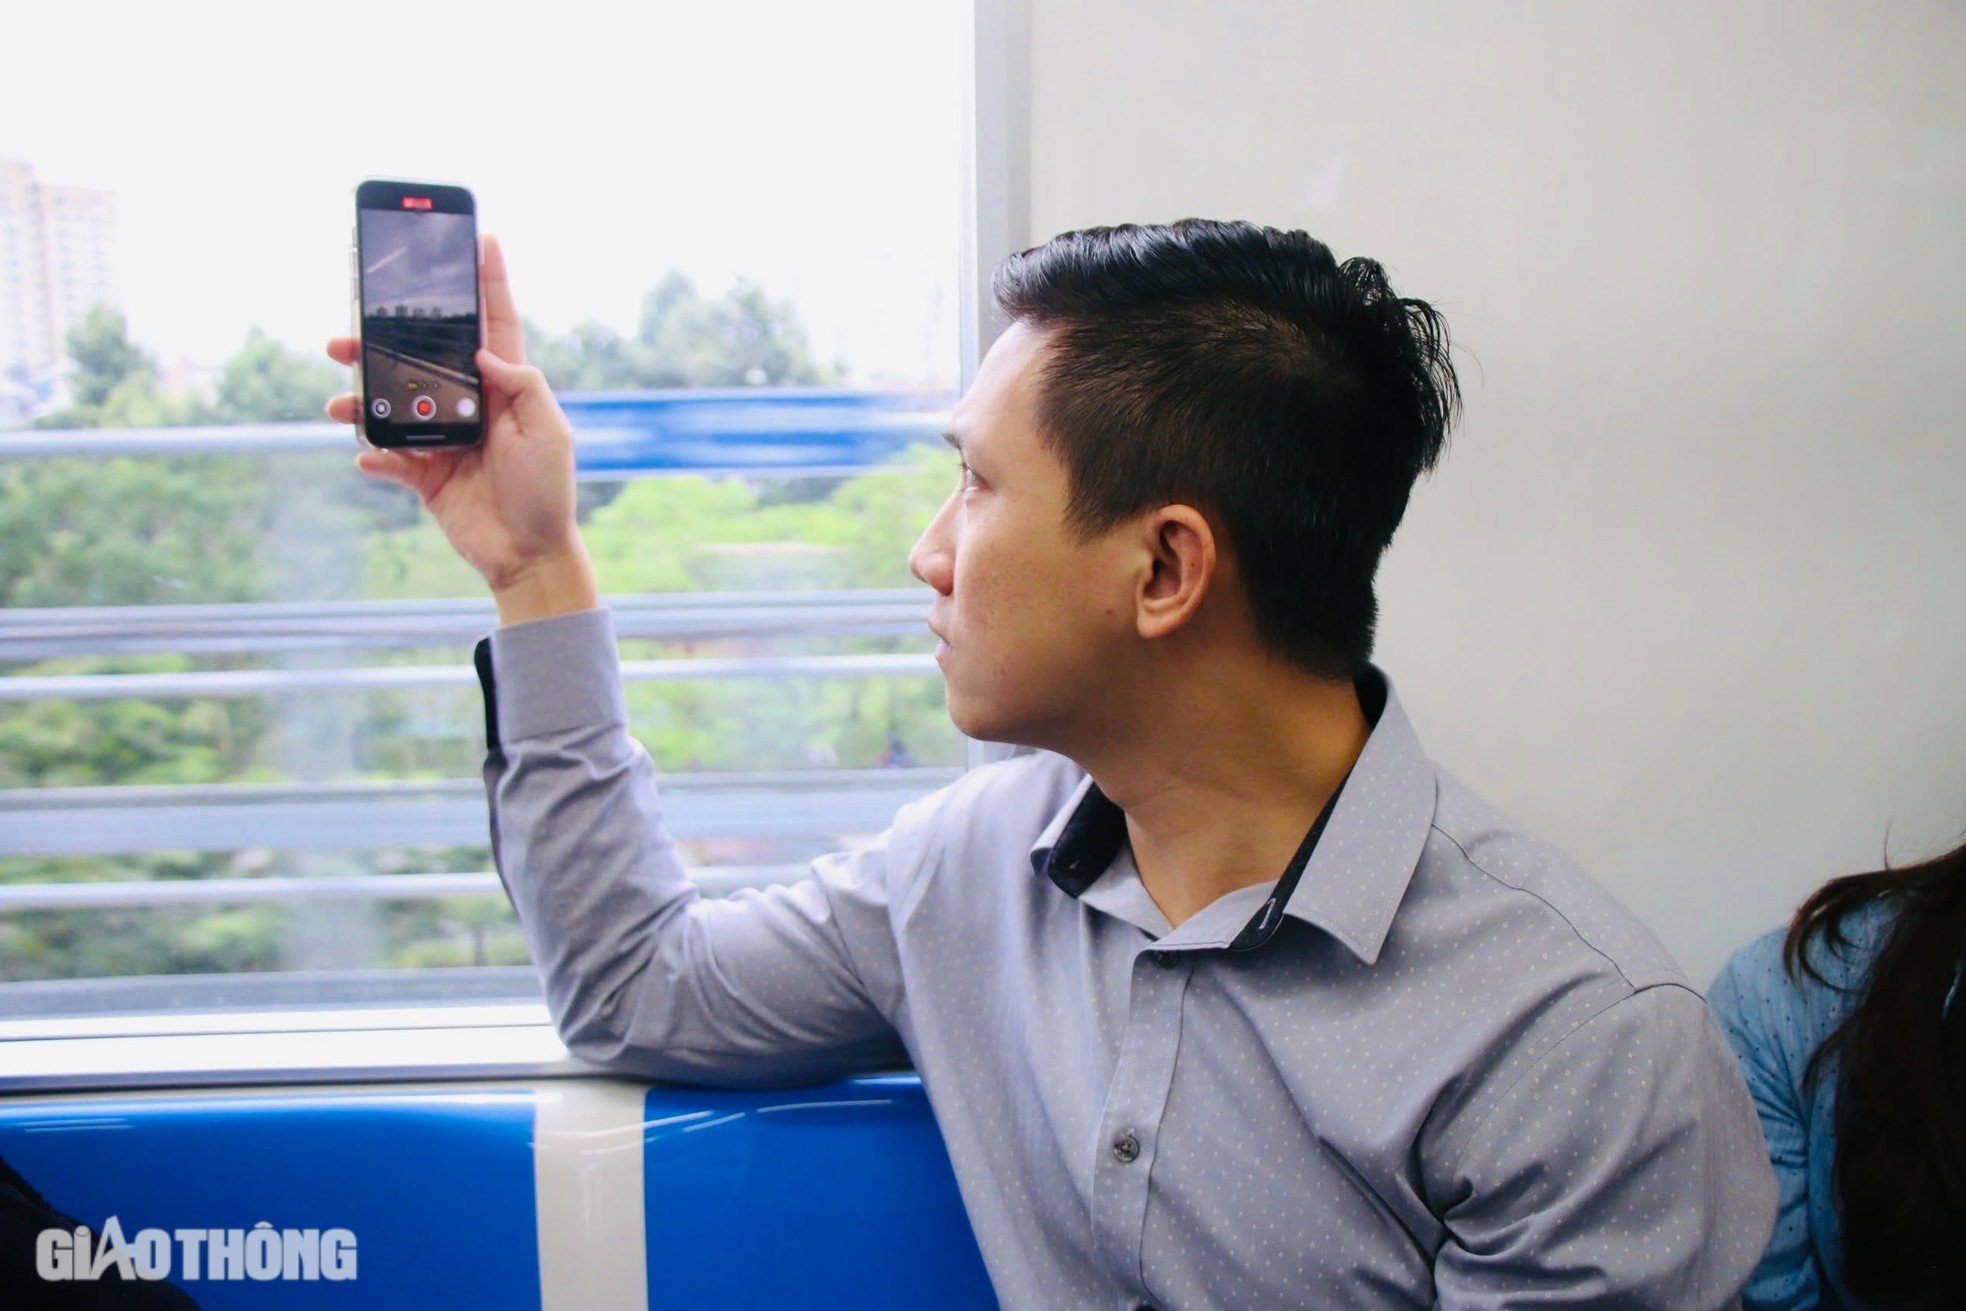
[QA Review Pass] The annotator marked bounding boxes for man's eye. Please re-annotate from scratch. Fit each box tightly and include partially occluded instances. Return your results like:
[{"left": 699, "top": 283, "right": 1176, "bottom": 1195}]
[{"left": 959, "top": 462, "right": 979, "bottom": 488}]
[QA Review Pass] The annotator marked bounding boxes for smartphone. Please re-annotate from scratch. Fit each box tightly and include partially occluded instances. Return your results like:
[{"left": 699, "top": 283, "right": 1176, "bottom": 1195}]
[{"left": 352, "top": 178, "right": 484, "bottom": 448}]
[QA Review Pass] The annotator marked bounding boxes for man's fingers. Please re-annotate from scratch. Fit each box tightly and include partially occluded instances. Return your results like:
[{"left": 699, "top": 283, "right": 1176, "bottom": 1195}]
[
  {"left": 480, "top": 234, "right": 526, "bottom": 365},
  {"left": 353, "top": 447, "right": 423, "bottom": 494},
  {"left": 326, "top": 394, "right": 359, "bottom": 424},
  {"left": 477, "top": 347, "right": 562, "bottom": 433},
  {"left": 325, "top": 336, "right": 358, "bottom": 366},
  {"left": 354, "top": 446, "right": 454, "bottom": 502}
]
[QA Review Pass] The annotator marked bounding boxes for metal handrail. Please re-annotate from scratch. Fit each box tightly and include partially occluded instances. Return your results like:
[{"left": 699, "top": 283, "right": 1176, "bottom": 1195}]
[
  {"left": 1, "top": 423, "right": 353, "bottom": 457},
  {"left": 0, "top": 871, "right": 505, "bottom": 909},
  {"left": 0, "top": 865, "right": 811, "bottom": 912},
  {"left": 0, "top": 590, "right": 934, "bottom": 660},
  {"left": 0, "top": 767, "right": 963, "bottom": 860},
  {"left": 0, "top": 652, "right": 938, "bottom": 702},
  {"left": 2, "top": 388, "right": 953, "bottom": 475},
  {"left": 2, "top": 767, "right": 957, "bottom": 809},
  {"left": 1, "top": 400, "right": 962, "bottom": 957}
]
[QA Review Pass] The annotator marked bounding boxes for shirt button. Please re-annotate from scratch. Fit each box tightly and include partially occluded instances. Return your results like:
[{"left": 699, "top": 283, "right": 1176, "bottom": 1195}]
[
  {"left": 1111, "top": 1130, "right": 1140, "bottom": 1163},
  {"left": 1154, "top": 950, "right": 1180, "bottom": 969}
]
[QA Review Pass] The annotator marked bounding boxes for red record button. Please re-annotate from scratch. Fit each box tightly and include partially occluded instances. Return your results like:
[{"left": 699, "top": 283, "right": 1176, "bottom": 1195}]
[{"left": 412, "top": 396, "right": 437, "bottom": 420}]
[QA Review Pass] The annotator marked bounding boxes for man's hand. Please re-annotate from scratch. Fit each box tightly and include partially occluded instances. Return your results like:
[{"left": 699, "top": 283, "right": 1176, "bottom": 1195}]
[{"left": 325, "top": 233, "right": 599, "bottom": 626}]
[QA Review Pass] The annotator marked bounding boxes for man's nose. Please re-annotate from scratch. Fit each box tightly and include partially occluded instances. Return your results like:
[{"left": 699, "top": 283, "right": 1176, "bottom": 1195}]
[{"left": 908, "top": 493, "right": 957, "bottom": 594}]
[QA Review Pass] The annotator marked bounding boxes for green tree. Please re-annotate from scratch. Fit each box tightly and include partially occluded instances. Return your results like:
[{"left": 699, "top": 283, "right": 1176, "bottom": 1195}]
[
  {"left": 64, "top": 305, "right": 153, "bottom": 409},
  {"left": 213, "top": 327, "right": 341, "bottom": 423},
  {"left": 3, "top": 273, "right": 936, "bottom": 986},
  {"left": 31, "top": 306, "right": 213, "bottom": 430},
  {"left": 2, "top": 312, "right": 274, "bottom": 983},
  {"left": 0, "top": 454, "right": 265, "bottom": 609},
  {"left": 526, "top": 271, "right": 842, "bottom": 391},
  {"left": 573, "top": 441, "right": 959, "bottom": 772},
  {"left": 522, "top": 319, "right": 637, "bottom": 392}
]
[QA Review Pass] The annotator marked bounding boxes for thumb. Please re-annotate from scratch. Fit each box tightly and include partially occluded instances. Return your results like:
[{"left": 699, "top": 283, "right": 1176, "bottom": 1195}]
[{"left": 476, "top": 348, "right": 566, "bottom": 435}]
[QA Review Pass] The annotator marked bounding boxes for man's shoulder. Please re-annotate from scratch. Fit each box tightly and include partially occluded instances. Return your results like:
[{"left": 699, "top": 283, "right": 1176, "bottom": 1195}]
[
  {"left": 890, "top": 749, "right": 1085, "bottom": 854},
  {"left": 870, "top": 751, "right": 1086, "bottom": 925},
  {"left": 1418, "top": 766, "right": 1690, "bottom": 995},
  {"left": 1403, "top": 769, "right": 1733, "bottom": 1169}
]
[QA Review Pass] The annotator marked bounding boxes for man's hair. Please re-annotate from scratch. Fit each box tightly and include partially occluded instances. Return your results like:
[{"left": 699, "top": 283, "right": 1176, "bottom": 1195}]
[{"left": 992, "top": 219, "right": 1460, "bottom": 679}]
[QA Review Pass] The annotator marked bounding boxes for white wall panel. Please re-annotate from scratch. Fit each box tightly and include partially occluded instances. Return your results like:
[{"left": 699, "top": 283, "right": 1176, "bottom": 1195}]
[{"left": 1010, "top": 0, "right": 1966, "bottom": 984}]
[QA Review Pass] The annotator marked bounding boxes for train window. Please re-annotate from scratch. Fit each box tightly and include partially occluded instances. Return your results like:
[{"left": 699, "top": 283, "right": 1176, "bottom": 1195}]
[{"left": 0, "top": 1, "right": 969, "bottom": 1037}]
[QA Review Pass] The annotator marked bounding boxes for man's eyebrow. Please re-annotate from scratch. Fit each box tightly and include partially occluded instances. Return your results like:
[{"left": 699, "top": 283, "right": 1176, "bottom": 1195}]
[{"left": 940, "top": 428, "right": 966, "bottom": 455}]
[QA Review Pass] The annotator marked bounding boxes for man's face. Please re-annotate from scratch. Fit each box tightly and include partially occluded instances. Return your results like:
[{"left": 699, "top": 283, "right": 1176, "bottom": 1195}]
[{"left": 908, "top": 321, "right": 1140, "bottom": 748}]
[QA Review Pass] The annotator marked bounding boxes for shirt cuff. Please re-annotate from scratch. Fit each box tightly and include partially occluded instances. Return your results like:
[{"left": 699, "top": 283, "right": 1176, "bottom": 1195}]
[{"left": 476, "top": 606, "right": 628, "bottom": 745}]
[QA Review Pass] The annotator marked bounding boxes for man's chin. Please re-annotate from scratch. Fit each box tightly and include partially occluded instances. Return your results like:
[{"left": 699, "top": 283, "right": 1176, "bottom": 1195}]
[
  {"left": 945, "top": 704, "right": 997, "bottom": 744},
  {"left": 945, "top": 695, "right": 1052, "bottom": 754},
  {"left": 944, "top": 694, "right": 1002, "bottom": 746}
]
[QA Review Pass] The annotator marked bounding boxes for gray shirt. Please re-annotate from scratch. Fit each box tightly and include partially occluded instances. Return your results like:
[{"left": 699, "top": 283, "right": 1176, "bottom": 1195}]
[{"left": 477, "top": 607, "right": 1776, "bottom": 1310}]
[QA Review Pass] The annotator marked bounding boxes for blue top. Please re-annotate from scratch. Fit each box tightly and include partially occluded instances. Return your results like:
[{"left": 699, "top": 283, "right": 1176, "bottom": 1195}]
[{"left": 1707, "top": 898, "right": 1900, "bottom": 1311}]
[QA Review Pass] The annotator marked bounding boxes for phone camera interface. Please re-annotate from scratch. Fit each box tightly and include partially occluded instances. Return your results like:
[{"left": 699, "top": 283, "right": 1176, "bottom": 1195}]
[{"left": 358, "top": 204, "right": 480, "bottom": 428}]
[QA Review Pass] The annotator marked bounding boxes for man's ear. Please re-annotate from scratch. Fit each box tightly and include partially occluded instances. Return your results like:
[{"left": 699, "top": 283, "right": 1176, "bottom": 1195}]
[{"left": 1136, "top": 504, "right": 1217, "bottom": 642}]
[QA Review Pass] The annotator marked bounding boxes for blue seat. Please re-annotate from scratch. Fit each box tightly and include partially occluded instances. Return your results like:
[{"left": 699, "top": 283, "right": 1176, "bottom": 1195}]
[{"left": 0, "top": 1072, "right": 995, "bottom": 1309}]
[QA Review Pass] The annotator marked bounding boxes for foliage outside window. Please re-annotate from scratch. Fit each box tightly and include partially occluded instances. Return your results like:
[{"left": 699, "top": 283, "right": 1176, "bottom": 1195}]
[{"left": 0, "top": 291, "right": 957, "bottom": 988}]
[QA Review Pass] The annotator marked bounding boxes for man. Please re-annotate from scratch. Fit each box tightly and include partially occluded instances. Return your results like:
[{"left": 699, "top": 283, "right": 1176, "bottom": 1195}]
[{"left": 327, "top": 220, "right": 1775, "bottom": 1308}]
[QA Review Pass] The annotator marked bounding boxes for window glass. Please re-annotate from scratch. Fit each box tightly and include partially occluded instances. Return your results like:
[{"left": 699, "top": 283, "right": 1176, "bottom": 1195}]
[{"left": 0, "top": 2, "right": 965, "bottom": 1024}]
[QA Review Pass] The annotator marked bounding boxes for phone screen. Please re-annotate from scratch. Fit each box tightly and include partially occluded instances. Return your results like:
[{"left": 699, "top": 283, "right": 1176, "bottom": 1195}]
[{"left": 355, "top": 180, "right": 483, "bottom": 446}]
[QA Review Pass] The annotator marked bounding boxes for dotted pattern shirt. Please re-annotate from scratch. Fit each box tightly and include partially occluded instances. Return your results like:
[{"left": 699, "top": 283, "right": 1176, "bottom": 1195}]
[{"left": 476, "top": 607, "right": 1776, "bottom": 1310}]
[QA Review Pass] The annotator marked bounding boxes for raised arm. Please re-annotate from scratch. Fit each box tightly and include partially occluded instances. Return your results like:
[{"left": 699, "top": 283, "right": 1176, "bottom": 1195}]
[
  {"left": 328, "top": 238, "right": 914, "bottom": 1086},
  {"left": 478, "top": 608, "right": 913, "bottom": 1087}
]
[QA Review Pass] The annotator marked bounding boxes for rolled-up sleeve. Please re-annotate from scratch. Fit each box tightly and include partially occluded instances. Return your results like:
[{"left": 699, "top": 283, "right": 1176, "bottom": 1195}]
[
  {"left": 1433, "top": 984, "right": 1778, "bottom": 1309},
  {"left": 477, "top": 606, "right": 915, "bottom": 1088}
]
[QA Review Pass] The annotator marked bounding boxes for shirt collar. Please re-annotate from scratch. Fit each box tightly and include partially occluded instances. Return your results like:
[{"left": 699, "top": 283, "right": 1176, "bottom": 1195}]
[{"left": 1027, "top": 664, "right": 1437, "bottom": 965}]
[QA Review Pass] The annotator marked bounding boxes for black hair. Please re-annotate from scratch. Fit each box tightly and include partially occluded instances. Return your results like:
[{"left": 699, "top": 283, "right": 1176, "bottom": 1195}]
[
  {"left": 1785, "top": 834, "right": 1966, "bottom": 1308},
  {"left": 991, "top": 219, "right": 1460, "bottom": 679}
]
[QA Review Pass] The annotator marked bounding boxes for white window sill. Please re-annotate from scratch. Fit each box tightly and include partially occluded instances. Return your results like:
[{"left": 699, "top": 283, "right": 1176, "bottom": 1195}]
[{"left": 0, "top": 1004, "right": 608, "bottom": 1094}]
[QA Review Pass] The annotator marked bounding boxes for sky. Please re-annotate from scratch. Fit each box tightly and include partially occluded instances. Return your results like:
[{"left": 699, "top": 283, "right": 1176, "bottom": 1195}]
[
  {"left": 360, "top": 210, "right": 479, "bottom": 317},
  {"left": 3, "top": 0, "right": 965, "bottom": 387}
]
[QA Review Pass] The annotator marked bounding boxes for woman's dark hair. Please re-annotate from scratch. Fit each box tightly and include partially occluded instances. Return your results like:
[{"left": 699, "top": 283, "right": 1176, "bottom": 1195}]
[
  {"left": 1784, "top": 833, "right": 1966, "bottom": 1308},
  {"left": 991, "top": 219, "right": 1460, "bottom": 680}
]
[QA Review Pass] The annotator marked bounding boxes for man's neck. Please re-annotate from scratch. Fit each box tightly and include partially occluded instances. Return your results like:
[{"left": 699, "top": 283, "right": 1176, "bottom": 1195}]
[{"left": 1071, "top": 669, "right": 1372, "bottom": 932}]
